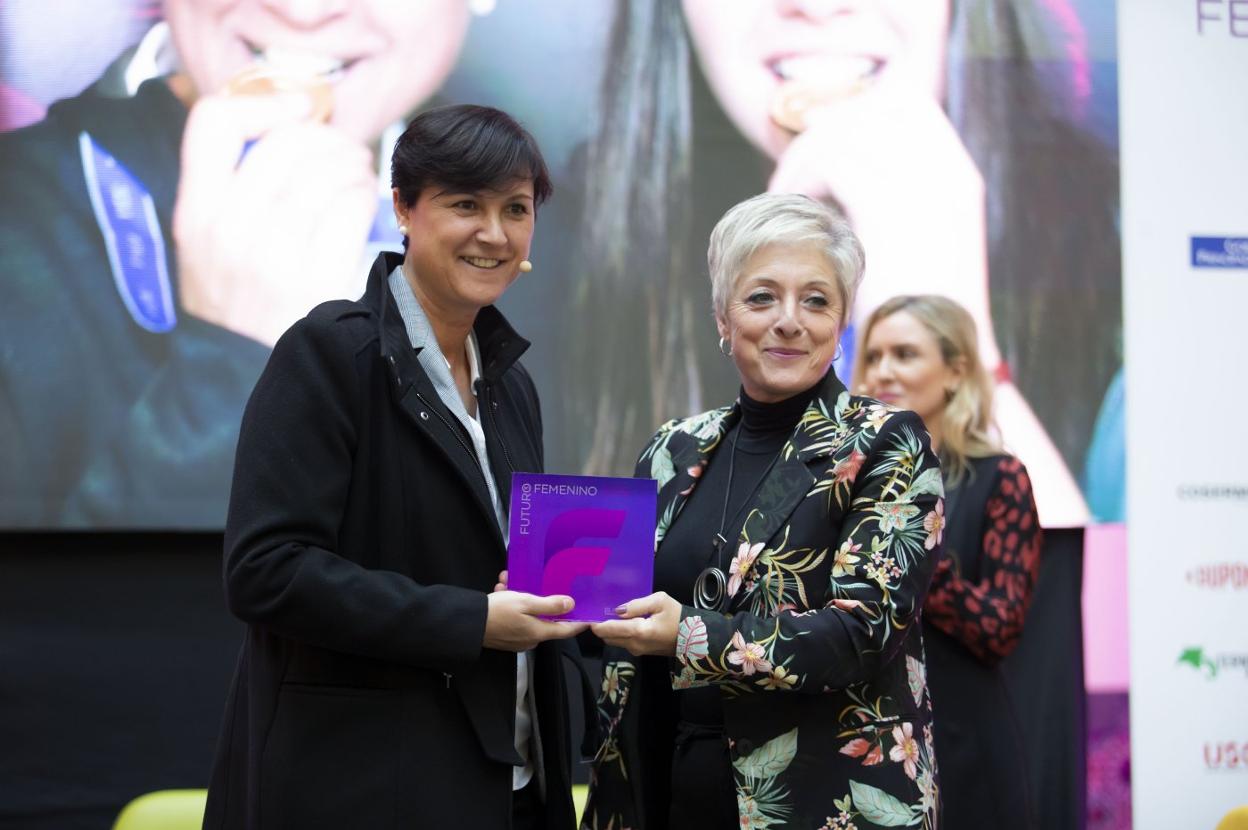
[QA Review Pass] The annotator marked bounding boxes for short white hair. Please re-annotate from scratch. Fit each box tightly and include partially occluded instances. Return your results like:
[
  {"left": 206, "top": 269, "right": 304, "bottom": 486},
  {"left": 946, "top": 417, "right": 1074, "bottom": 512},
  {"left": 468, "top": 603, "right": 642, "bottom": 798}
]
[{"left": 707, "top": 193, "right": 865, "bottom": 326}]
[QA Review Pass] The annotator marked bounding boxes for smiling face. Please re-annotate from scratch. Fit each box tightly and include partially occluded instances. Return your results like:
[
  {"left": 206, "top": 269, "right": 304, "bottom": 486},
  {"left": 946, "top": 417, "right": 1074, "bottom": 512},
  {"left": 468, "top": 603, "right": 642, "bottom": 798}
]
[
  {"left": 859, "top": 309, "right": 961, "bottom": 426},
  {"left": 717, "top": 242, "right": 844, "bottom": 403},
  {"left": 395, "top": 181, "right": 536, "bottom": 317},
  {"left": 682, "top": 0, "right": 950, "bottom": 158},
  {"left": 164, "top": 0, "right": 469, "bottom": 143}
]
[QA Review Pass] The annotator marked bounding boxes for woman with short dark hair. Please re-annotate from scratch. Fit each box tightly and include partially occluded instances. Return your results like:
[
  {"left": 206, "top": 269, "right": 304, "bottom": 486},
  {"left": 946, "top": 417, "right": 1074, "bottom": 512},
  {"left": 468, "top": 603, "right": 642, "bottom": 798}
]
[
  {"left": 390, "top": 105, "right": 554, "bottom": 229},
  {"left": 203, "top": 104, "right": 583, "bottom": 830}
]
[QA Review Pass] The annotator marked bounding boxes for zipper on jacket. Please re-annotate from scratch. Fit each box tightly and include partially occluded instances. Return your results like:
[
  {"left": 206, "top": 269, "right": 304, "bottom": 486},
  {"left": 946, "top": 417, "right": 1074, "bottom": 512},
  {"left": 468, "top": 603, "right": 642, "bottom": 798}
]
[
  {"left": 414, "top": 391, "right": 484, "bottom": 478},
  {"left": 415, "top": 389, "right": 508, "bottom": 550},
  {"left": 478, "top": 380, "right": 517, "bottom": 474}
]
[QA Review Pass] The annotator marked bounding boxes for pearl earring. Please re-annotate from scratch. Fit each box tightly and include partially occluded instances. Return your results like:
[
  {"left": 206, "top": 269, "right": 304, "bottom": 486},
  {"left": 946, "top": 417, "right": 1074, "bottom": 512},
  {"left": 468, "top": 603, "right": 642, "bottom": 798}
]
[{"left": 398, "top": 224, "right": 409, "bottom": 235}]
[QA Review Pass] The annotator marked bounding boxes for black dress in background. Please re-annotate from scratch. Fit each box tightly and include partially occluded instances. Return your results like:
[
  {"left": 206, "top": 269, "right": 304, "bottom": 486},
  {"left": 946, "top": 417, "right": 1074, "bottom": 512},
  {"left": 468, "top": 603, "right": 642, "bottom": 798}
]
[{"left": 922, "top": 454, "right": 1043, "bottom": 829}]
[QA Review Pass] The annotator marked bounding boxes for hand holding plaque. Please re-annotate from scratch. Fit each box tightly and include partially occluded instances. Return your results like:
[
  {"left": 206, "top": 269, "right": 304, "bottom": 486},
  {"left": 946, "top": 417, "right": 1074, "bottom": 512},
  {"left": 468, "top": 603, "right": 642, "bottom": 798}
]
[{"left": 506, "top": 473, "right": 658, "bottom": 623}]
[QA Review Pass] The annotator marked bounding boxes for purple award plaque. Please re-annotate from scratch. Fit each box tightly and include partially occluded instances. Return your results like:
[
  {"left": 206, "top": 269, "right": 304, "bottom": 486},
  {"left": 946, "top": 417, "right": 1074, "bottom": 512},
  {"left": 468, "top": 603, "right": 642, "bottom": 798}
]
[{"left": 507, "top": 473, "right": 657, "bottom": 623}]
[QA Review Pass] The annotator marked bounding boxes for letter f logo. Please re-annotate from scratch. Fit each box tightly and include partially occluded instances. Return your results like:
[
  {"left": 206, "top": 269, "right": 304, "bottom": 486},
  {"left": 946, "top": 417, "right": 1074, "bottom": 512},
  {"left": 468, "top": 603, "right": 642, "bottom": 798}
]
[{"left": 540, "top": 508, "right": 626, "bottom": 597}]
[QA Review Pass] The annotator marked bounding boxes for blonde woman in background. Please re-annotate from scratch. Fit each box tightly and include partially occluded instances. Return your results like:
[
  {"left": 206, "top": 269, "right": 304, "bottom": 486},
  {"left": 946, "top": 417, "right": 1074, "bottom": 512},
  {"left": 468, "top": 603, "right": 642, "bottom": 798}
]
[{"left": 858, "top": 294, "right": 1042, "bottom": 830}]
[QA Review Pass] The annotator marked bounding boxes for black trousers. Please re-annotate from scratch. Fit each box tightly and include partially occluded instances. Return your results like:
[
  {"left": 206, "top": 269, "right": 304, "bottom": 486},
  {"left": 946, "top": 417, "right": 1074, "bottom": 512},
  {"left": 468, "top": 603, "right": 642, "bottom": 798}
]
[
  {"left": 511, "top": 780, "right": 543, "bottom": 830},
  {"left": 668, "top": 722, "right": 738, "bottom": 829}
]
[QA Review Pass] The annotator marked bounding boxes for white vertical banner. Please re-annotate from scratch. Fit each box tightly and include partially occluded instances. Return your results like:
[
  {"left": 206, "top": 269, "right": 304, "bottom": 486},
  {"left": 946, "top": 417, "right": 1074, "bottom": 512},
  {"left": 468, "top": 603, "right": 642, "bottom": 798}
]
[{"left": 1122, "top": 3, "right": 1248, "bottom": 828}]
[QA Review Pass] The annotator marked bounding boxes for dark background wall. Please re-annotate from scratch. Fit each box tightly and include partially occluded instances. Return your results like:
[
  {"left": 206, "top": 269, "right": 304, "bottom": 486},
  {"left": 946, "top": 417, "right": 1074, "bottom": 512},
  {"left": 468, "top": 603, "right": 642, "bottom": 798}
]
[
  {"left": 0, "top": 533, "right": 601, "bottom": 830},
  {"left": 0, "top": 534, "right": 241, "bottom": 830}
]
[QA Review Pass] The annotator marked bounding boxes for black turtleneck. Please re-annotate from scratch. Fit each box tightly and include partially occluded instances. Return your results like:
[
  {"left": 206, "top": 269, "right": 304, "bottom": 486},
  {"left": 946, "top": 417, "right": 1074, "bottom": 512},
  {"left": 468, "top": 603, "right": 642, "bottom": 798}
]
[
  {"left": 655, "top": 383, "right": 819, "bottom": 607},
  {"left": 652, "top": 383, "right": 819, "bottom": 824},
  {"left": 653, "top": 382, "right": 819, "bottom": 725}
]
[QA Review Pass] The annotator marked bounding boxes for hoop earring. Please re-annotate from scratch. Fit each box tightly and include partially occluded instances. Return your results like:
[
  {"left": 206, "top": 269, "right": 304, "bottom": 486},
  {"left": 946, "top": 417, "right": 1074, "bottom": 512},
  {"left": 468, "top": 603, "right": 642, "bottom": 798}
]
[
  {"left": 718, "top": 337, "right": 733, "bottom": 357},
  {"left": 833, "top": 344, "right": 844, "bottom": 362}
]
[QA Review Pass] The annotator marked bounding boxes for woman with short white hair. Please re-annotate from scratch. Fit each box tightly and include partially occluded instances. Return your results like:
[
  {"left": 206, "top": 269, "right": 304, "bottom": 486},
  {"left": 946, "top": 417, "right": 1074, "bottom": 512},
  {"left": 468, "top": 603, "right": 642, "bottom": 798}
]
[{"left": 584, "top": 192, "right": 945, "bottom": 830}]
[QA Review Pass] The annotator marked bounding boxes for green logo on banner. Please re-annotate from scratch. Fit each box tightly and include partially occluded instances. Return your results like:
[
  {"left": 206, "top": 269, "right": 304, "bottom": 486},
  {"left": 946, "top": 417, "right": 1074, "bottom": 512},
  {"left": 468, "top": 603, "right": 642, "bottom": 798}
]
[{"left": 1177, "top": 647, "right": 1219, "bottom": 678}]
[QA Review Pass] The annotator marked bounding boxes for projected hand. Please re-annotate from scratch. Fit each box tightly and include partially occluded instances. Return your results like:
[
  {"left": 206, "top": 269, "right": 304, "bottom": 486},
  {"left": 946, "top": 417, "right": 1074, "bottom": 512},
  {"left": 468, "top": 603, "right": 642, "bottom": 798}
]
[
  {"left": 770, "top": 87, "right": 1089, "bottom": 525},
  {"left": 174, "top": 92, "right": 376, "bottom": 347},
  {"left": 484, "top": 591, "right": 588, "bottom": 652},
  {"left": 590, "top": 592, "right": 681, "bottom": 658},
  {"left": 768, "top": 88, "right": 1000, "bottom": 367}
]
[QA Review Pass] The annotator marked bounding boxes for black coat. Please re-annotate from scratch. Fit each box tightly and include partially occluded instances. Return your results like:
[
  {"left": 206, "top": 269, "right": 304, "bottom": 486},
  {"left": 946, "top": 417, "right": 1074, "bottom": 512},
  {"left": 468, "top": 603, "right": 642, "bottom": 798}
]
[{"left": 203, "top": 251, "right": 579, "bottom": 829}]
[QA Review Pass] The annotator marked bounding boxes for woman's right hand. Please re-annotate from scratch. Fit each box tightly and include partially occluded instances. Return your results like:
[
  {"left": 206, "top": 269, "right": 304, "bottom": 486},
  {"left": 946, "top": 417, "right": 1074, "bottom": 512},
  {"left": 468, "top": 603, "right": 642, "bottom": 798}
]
[
  {"left": 483, "top": 591, "right": 587, "bottom": 652},
  {"left": 767, "top": 86, "right": 1000, "bottom": 369},
  {"left": 173, "top": 91, "right": 378, "bottom": 347},
  {"left": 768, "top": 87, "right": 1092, "bottom": 523}
]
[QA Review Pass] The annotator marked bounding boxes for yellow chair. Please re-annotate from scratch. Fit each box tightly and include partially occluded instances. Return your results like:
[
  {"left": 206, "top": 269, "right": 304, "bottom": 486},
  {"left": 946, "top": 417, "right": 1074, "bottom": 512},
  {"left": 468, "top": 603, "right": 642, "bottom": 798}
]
[
  {"left": 1217, "top": 806, "right": 1248, "bottom": 830},
  {"left": 114, "top": 785, "right": 587, "bottom": 828},
  {"left": 112, "top": 789, "right": 207, "bottom": 830},
  {"left": 573, "top": 783, "right": 589, "bottom": 825}
]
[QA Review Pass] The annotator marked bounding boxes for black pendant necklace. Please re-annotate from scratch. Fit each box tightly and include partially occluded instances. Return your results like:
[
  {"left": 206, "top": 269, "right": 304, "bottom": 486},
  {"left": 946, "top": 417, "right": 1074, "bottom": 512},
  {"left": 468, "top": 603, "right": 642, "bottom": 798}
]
[{"left": 695, "top": 424, "right": 782, "bottom": 612}]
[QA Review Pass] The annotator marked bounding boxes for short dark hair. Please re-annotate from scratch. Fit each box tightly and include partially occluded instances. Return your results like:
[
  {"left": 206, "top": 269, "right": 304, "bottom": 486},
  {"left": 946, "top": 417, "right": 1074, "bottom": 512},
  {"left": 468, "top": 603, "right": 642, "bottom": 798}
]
[{"left": 391, "top": 104, "right": 553, "bottom": 209}]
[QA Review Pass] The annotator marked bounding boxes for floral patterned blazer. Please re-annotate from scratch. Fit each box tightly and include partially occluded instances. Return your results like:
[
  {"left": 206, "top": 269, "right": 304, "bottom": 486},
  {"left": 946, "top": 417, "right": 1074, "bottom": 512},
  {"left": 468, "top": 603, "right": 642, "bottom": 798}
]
[{"left": 582, "top": 372, "right": 946, "bottom": 830}]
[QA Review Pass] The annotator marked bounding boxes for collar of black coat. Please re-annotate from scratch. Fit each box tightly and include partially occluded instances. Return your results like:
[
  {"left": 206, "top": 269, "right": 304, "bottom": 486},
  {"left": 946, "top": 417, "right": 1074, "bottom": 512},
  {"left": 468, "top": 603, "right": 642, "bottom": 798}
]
[{"left": 364, "top": 250, "right": 530, "bottom": 382}]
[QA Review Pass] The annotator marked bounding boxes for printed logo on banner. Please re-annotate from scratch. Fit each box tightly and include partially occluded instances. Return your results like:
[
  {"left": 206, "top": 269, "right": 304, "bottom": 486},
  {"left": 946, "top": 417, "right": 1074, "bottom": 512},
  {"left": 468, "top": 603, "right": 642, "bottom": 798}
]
[
  {"left": 1177, "top": 646, "right": 1248, "bottom": 680},
  {"left": 1204, "top": 741, "right": 1248, "bottom": 772},
  {"left": 1176, "top": 483, "right": 1248, "bottom": 502},
  {"left": 1191, "top": 236, "right": 1248, "bottom": 269},
  {"left": 1186, "top": 562, "right": 1248, "bottom": 590},
  {"left": 1196, "top": 0, "right": 1248, "bottom": 36}
]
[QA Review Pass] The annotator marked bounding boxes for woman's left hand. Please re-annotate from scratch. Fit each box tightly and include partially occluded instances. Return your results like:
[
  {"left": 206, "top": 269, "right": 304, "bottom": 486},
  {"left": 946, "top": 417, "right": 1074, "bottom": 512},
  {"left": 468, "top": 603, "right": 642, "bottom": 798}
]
[{"left": 590, "top": 592, "right": 682, "bottom": 658}]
